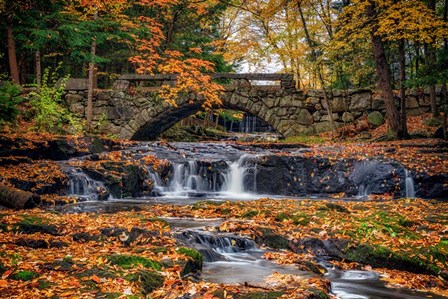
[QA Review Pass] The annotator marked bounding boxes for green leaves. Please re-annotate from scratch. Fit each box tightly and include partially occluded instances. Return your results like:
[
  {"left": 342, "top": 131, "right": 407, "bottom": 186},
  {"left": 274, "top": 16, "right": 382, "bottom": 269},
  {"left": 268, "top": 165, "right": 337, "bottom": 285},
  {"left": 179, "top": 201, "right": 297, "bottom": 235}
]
[{"left": 0, "top": 82, "right": 23, "bottom": 125}]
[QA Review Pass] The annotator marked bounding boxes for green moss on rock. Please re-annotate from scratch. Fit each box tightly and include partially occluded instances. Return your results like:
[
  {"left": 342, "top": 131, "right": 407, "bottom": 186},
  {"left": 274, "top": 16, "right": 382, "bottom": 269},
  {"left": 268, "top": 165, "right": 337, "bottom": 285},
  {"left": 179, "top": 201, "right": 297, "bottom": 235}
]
[
  {"left": 107, "top": 254, "right": 162, "bottom": 271},
  {"left": 11, "top": 270, "right": 38, "bottom": 281},
  {"left": 127, "top": 270, "right": 165, "bottom": 295},
  {"left": 176, "top": 247, "right": 203, "bottom": 276}
]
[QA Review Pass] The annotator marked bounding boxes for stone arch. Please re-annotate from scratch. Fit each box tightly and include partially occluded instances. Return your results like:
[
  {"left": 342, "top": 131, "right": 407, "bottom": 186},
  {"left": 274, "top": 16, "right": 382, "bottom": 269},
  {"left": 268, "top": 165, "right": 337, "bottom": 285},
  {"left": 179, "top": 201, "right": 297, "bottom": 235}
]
[{"left": 119, "top": 88, "right": 306, "bottom": 140}]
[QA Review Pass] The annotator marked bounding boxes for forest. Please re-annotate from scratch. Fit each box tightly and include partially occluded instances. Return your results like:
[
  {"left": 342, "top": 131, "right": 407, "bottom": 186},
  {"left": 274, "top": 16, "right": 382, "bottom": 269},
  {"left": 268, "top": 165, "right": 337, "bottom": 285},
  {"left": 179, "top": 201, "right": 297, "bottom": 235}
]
[
  {"left": 1, "top": 1, "right": 448, "bottom": 299},
  {"left": 1, "top": 0, "right": 448, "bottom": 139}
]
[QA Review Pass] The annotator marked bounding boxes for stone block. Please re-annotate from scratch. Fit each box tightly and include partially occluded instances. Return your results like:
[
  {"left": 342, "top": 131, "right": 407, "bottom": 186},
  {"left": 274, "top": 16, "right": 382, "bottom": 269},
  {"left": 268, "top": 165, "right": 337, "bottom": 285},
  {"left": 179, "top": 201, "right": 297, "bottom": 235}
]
[
  {"left": 313, "top": 121, "right": 334, "bottom": 133},
  {"left": 64, "top": 78, "right": 88, "bottom": 90},
  {"left": 406, "top": 97, "right": 419, "bottom": 109},
  {"left": 342, "top": 112, "right": 354, "bottom": 123},
  {"left": 297, "top": 109, "right": 314, "bottom": 125},
  {"left": 349, "top": 92, "right": 371, "bottom": 111},
  {"left": 65, "top": 93, "right": 84, "bottom": 106},
  {"left": 321, "top": 113, "right": 339, "bottom": 122},
  {"left": 324, "top": 97, "right": 348, "bottom": 112},
  {"left": 69, "top": 103, "right": 85, "bottom": 115},
  {"left": 313, "top": 111, "right": 321, "bottom": 122},
  {"left": 262, "top": 97, "right": 277, "bottom": 108},
  {"left": 407, "top": 107, "right": 430, "bottom": 116}
]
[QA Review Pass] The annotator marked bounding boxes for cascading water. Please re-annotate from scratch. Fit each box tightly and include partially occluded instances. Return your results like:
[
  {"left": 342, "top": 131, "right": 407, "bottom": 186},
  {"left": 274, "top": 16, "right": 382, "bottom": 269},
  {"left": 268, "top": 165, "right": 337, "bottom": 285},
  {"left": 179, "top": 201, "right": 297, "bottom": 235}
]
[
  {"left": 220, "top": 154, "right": 257, "bottom": 197},
  {"left": 146, "top": 154, "right": 258, "bottom": 199},
  {"left": 405, "top": 169, "right": 416, "bottom": 198},
  {"left": 66, "top": 167, "right": 109, "bottom": 201}
]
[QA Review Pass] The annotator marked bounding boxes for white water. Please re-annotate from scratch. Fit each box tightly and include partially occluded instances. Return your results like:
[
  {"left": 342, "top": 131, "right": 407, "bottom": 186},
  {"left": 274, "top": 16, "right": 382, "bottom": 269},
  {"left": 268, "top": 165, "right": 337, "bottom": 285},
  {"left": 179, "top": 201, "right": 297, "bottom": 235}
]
[
  {"left": 405, "top": 169, "right": 416, "bottom": 198},
  {"left": 147, "top": 155, "right": 258, "bottom": 199},
  {"left": 67, "top": 167, "right": 109, "bottom": 201}
]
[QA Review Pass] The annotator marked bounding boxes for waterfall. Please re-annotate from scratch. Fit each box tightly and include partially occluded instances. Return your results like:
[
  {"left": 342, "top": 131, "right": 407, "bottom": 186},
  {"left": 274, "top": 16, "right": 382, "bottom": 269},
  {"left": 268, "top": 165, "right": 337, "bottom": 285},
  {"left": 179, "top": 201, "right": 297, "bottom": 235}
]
[
  {"left": 405, "top": 170, "right": 416, "bottom": 198},
  {"left": 221, "top": 154, "right": 255, "bottom": 195},
  {"left": 357, "top": 184, "right": 370, "bottom": 197},
  {"left": 67, "top": 168, "right": 109, "bottom": 201}
]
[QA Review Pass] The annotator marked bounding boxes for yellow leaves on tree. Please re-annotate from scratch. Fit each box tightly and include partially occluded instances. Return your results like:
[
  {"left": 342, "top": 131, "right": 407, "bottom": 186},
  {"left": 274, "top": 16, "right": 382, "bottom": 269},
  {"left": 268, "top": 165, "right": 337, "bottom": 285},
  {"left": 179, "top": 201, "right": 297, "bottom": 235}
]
[{"left": 129, "top": 0, "right": 224, "bottom": 110}]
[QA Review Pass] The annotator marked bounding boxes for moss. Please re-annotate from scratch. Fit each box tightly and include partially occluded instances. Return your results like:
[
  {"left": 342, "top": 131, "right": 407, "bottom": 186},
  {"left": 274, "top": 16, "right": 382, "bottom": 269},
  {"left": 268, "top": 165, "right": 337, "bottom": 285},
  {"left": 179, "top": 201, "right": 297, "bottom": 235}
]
[
  {"left": 107, "top": 254, "right": 162, "bottom": 271},
  {"left": 256, "top": 227, "right": 289, "bottom": 250},
  {"left": 176, "top": 247, "right": 203, "bottom": 275},
  {"left": 345, "top": 244, "right": 447, "bottom": 280},
  {"left": 241, "top": 210, "right": 258, "bottom": 219},
  {"left": 148, "top": 247, "right": 168, "bottom": 254},
  {"left": 192, "top": 200, "right": 225, "bottom": 210},
  {"left": 307, "top": 288, "right": 330, "bottom": 299},
  {"left": 19, "top": 215, "right": 47, "bottom": 225},
  {"left": 37, "top": 279, "right": 55, "bottom": 290},
  {"left": 127, "top": 270, "right": 164, "bottom": 295},
  {"left": 11, "top": 270, "right": 38, "bottom": 281}
]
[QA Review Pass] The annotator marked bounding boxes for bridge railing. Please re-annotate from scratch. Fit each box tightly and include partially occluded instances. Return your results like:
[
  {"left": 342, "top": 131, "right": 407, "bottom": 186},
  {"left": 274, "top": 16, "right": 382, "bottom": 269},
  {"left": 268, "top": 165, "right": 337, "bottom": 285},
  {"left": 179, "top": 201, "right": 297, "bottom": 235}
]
[{"left": 114, "top": 73, "right": 296, "bottom": 90}]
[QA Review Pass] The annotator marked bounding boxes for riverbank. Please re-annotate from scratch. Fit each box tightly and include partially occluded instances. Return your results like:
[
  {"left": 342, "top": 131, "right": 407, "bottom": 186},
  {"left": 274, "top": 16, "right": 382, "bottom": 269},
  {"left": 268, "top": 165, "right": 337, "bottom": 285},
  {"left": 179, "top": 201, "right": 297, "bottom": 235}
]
[{"left": 0, "top": 198, "right": 447, "bottom": 298}]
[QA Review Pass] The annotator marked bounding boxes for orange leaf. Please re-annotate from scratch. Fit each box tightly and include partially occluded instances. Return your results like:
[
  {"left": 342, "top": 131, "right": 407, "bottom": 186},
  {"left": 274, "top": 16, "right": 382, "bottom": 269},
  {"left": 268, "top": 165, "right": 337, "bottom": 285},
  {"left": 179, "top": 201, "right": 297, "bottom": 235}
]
[
  {"left": 1, "top": 269, "right": 13, "bottom": 279},
  {"left": 90, "top": 274, "right": 101, "bottom": 284},
  {"left": 0, "top": 280, "right": 8, "bottom": 288}
]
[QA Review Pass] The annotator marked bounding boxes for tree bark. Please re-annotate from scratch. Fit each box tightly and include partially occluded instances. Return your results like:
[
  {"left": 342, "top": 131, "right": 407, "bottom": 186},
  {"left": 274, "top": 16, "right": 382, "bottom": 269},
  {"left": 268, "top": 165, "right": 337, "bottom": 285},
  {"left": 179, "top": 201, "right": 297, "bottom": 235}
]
[
  {"left": 6, "top": 14, "right": 20, "bottom": 84},
  {"left": 426, "top": 0, "right": 438, "bottom": 117},
  {"left": 0, "top": 185, "right": 38, "bottom": 209},
  {"left": 366, "top": 1, "right": 402, "bottom": 138},
  {"left": 35, "top": 50, "right": 41, "bottom": 89},
  {"left": 398, "top": 39, "right": 409, "bottom": 138},
  {"left": 86, "top": 11, "right": 98, "bottom": 133}
]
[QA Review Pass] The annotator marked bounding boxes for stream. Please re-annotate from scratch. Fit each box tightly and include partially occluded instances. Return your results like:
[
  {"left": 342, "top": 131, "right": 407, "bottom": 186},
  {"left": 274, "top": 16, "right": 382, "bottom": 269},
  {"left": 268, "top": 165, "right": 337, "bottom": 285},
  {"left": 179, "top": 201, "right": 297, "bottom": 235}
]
[{"left": 56, "top": 141, "right": 446, "bottom": 299}]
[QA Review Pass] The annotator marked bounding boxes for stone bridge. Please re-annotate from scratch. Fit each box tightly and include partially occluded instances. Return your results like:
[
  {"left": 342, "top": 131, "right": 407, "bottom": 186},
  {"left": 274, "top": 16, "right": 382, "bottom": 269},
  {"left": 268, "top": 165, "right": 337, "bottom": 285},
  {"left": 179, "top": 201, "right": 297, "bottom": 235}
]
[{"left": 64, "top": 73, "right": 440, "bottom": 140}]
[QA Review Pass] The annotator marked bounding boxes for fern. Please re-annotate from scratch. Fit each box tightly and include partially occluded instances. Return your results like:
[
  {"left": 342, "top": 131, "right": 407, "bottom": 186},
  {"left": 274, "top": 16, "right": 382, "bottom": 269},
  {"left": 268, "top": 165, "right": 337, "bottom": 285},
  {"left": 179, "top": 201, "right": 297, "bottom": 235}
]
[{"left": 0, "top": 82, "right": 23, "bottom": 126}]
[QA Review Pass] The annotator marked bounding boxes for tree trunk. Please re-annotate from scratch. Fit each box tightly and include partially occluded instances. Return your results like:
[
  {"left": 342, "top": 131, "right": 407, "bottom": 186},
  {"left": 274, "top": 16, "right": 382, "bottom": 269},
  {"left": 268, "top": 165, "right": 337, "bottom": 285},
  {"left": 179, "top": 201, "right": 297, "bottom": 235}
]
[
  {"left": 367, "top": 1, "right": 402, "bottom": 138},
  {"left": 35, "top": 50, "right": 41, "bottom": 89},
  {"left": 426, "top": 0, "right": 438, "bottom": 117},
  {"left": 0, "top": 185, "right": 39, "bottom": 209},
  {"left": 86, "top": 11, "right": 98, "bottom": 133},
  {"left": 6, "top": 14, "right": 20, "bottom": 84},
  {"left": 398, "top": 39, "right": 409, "bottom": 138}
]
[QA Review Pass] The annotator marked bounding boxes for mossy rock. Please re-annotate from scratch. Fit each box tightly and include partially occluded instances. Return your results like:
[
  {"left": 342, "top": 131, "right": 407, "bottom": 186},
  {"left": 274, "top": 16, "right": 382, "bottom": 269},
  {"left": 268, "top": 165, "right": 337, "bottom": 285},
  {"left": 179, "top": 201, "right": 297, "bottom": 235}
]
[
  {"left": 307, "top": 287, "right": 330, "bottom": 299},
  {"left": 11, "top": 270, "right": 38, "bottom": 281},
  {"left": 367, "top": 111, "right": 385, "bottom": 126},
  {"left": 345, "top": 244, "right": 447, "bottom": 280},
  {"left": 241, "top": 210, "right": 258, "bottom": 219},
  {"left": 127, "top": 270, "right": 164, "bottom": 295},
  {"left": 106, "top": 254, "right": 162, "bottom": 271},
  {"left": 176, "top": 247, "right": 203, "bottom": 276},
  {"left": 213, "top": 290, "right": 284, "bottom": 299},
  {"left": 255, "top": 227, "right": 289, "bottom": 250}
]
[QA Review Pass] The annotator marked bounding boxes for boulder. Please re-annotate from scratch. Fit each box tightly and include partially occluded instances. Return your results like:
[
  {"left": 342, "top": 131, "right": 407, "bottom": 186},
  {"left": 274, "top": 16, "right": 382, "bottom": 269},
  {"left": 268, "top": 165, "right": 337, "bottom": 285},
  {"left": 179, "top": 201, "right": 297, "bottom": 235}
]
[
  {"left": 367, "top": 111, "right": 384, "bottom": 126},
  {"left": 297, "top": 109, "right": 314, "bottom": 125},
  {"left": 0, "top": 185, "right": 39, "bottom": 209}
]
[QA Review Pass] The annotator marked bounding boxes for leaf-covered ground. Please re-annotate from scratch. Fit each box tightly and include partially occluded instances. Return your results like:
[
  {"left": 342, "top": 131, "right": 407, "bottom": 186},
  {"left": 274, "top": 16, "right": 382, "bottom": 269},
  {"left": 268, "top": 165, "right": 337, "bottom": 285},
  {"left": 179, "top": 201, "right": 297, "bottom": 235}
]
[{"left": 0, "top": 198, "right": 447, "bottom": 298}]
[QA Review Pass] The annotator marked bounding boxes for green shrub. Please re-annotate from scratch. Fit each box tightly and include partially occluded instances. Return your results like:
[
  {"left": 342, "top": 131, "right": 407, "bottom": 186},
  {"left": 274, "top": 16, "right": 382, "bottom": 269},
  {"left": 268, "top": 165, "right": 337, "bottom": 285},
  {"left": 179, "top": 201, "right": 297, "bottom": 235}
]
[
  {"left": 28, "top": 66, "right": 82, "bottom": 133},
  {"left": 0, "top": 81, "right": 22, "bottom": 126}
]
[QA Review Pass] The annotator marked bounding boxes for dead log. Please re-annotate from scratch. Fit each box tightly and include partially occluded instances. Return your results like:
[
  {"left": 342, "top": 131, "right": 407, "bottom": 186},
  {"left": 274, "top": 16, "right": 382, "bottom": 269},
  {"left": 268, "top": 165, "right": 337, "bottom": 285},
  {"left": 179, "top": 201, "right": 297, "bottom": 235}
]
[{"left": 0, "top": 185, "right": 39, "bottom": 209}]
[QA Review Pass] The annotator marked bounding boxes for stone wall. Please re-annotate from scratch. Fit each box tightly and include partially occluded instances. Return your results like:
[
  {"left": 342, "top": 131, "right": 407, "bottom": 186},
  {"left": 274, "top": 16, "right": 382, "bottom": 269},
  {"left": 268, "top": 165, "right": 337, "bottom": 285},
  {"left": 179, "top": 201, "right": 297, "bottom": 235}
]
[{"left": 63, "top": 83, "right": 446, "bottom": 140}]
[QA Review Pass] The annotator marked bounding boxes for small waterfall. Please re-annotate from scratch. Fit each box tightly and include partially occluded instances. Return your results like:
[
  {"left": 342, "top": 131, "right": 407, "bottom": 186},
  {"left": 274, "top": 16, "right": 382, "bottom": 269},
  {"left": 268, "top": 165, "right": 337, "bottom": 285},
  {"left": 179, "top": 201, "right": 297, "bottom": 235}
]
[
  {"left": 357, "top": 184, "right": 370, "bottom": 197},
  {"left": 405, "top": 170, "right": 416, "bottom": 198},
  {"left": 67, "top": 168, "right": 109, "bottom": 201},
  {"left": 221, "top": 155, "right": 254, "bottom": 194},
  {"left": 176, "top": 230, "right": 258, "bottom": 262},
  {"left": 151, "top": 160, "right": 221, "bottom": 197}
]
